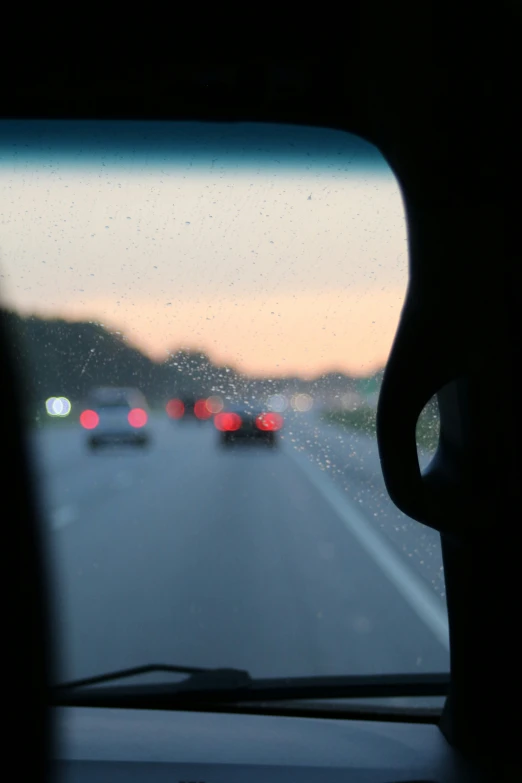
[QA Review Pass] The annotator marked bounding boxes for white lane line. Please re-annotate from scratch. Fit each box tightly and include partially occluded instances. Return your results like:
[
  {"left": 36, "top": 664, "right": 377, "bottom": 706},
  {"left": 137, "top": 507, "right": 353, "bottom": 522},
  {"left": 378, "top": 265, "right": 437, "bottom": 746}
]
[
  {"left": 51, "top": 505, "right": 77, "bottom": 530},
  {"left": 284, "top": 445, "right": 450, "bottom": 650}
]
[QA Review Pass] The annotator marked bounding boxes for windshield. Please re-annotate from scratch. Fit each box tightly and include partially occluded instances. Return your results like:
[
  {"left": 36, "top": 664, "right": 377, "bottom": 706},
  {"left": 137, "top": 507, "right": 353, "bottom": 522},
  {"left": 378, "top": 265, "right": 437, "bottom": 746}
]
[{"left": 0, "top": 121, "right": 448, "bottom": 693}]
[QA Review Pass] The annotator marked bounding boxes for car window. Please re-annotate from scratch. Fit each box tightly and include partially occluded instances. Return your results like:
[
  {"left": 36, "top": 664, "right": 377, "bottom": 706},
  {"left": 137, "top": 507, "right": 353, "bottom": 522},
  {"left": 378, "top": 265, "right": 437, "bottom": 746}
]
[
  {"left": 95, "top": 401, "right": 132, "bottom": 409},
  {"left": 0, "top": 121, "right": 448, "bottom": 690}
]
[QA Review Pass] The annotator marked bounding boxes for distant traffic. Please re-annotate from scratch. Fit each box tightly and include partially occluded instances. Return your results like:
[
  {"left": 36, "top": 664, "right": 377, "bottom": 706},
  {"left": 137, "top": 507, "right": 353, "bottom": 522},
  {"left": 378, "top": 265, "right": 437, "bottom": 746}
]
[
  {"left": 79, "top": 387, "right": 285, "bottom": 451},
  {"left": 167, "top": 394, "right": 284, "bottom": 448},
  {"left": 214, "top": 407, "right": 283, "bottom": 448},
  {"left": 80, "top": 387, "right": 151, "bottom": 450}
]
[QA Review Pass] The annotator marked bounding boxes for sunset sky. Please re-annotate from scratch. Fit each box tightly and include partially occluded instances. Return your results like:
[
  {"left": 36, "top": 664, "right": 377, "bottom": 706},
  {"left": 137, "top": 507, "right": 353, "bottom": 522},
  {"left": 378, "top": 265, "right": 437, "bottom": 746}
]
[{"left": 0, "top": 122, "right": 409, "bottom": 377}]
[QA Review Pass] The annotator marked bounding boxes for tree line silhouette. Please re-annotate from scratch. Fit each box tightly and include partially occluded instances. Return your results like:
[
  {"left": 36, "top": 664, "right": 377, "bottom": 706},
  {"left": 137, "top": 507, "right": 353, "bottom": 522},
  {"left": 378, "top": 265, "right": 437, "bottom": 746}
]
[{"left": 1, "top": 308, "right": 380, "bottom": 419}]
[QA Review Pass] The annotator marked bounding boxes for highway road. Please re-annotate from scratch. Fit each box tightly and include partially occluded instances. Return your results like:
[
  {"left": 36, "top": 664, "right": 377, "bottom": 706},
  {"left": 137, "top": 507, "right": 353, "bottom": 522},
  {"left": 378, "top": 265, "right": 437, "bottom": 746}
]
[{"left": 29, "top": 412, "right": 449, "bottom": 686}]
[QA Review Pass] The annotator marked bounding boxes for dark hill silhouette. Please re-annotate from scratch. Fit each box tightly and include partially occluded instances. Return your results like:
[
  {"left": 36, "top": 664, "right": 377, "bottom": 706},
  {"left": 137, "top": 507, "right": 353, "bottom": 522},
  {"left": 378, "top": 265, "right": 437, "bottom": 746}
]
[{"left": 1, "top": 308, "right": 382, "bottom": 419}]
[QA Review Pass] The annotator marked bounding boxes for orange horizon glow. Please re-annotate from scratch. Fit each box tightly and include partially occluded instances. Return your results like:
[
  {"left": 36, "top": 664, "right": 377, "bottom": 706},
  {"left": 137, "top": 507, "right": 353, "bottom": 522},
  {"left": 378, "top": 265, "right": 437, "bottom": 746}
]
[{"left": 10, "top": 283, "right": 404, "bottom": 378}]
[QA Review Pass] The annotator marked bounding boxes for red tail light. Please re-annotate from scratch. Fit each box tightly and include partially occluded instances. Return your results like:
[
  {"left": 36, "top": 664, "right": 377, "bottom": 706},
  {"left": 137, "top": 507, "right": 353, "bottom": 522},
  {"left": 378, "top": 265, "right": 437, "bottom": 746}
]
[
  {"left": 255, "top": 412, "right": 284, "bottom": 432},
  {"left": 80, "top": 410, "right": 99, "bottom": 430},
  {"left": 166, "top": 398, "right": 185, "bottom": 419},
  {"left": 194, "top": 398, "right": 212, "bottom": 420},
  {"left": 128, "top": 408, "right": 148, "bottom": 428},
  {"left": 214, "top": 412, "right": 242, "bottom": 432}
]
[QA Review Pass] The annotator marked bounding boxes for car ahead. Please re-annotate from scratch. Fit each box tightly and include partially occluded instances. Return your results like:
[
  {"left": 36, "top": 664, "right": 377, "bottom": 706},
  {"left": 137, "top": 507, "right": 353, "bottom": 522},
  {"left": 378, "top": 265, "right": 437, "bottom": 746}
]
[
  {"left": 214, "top": 407, "right": 283, "bottom": 447},
  {"left": 80, "top": 387, "right": 150, "bottom": 449},
  {"left": 166, "top": 396, "right": 212, "bottom": 422}
]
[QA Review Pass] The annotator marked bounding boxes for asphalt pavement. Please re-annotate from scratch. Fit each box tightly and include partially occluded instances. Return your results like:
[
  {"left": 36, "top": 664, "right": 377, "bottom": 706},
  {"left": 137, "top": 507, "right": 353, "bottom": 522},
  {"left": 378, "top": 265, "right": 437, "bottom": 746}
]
[
  {"left": 29, "top": 412, "right": 449, "bottom": 685},
  {"left": 283, "top": 412, "right": 446, "bottom": 600}
]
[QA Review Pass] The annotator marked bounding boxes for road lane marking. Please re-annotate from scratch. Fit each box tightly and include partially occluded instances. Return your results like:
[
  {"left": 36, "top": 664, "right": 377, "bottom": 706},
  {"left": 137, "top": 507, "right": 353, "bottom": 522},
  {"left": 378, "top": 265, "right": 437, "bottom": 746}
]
[
  {"left": 284, "top": 445, "right": 450, "bottom": 650},
  {"left": 51, "top": 505, "right": 77, "bottom": 530}
]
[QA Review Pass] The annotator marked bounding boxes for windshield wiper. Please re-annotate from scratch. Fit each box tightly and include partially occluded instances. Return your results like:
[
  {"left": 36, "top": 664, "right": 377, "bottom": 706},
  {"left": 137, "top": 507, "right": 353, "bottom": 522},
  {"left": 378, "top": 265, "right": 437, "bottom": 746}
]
[
  {"left": 52, "top": 663, "right": 251, "bottom": 692},
  {"left": 51, "top": 664, "right": 448, "bottom": 708}
]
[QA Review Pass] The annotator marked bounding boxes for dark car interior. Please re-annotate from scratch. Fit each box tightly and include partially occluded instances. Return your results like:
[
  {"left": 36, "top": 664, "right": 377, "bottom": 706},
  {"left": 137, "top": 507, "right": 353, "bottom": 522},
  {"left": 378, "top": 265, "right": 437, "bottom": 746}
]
[{"left": 4, "top": 5, "right": 521, "bottom": 782}]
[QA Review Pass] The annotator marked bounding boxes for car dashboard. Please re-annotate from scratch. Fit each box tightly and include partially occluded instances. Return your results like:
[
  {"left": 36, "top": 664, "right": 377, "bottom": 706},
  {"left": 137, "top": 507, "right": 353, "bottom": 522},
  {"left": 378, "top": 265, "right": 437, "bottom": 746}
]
[{"left": 53, "top": 706, "right": 476, "bottom": 782}]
